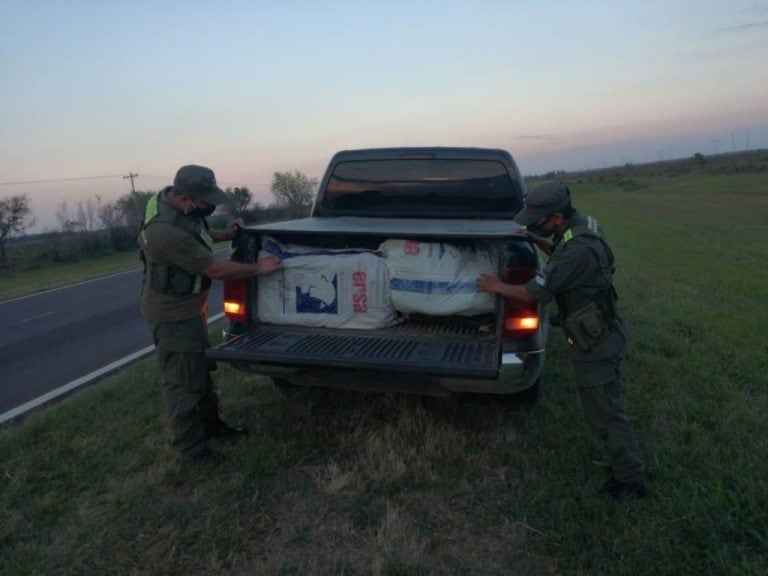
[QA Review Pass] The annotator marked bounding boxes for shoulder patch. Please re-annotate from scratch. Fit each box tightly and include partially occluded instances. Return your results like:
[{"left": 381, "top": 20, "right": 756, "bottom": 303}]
[{"left": 587, "top": 215, "right": 599, "bottom": 233}]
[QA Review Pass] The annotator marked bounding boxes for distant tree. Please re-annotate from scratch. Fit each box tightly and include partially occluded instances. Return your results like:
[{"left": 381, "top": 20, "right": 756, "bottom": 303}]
[
  {"left": 54, "top": 198, "right": 98, "bottom": 233},
  {"left": 55, "top": 200, "right": 84, "bottom": 232},
  {"left": 241, "top": 200, "right": 267, "bottom": 224},
  {"left": 693, "top": 152, "right": 706, "bottom": 165},
  {"left": 0, "top": 193, "right": 36, "bottom": 266},
  {"left": 270, "top": 170, "right": 318, "bottom": 219},
  {"left": 96, "top": 195, "right": 122, "bottom": 229},
  {"left": 224, "top": 186, "right": 253, "bottom": 217},
  {"left": 115, "top": 190, "right": 155, "bottom": 231},
  {"left": 78, "top": 198, "right": 98, "bottom": 231},
  {"left": 93, "top": 194, "right": 135, "bottom": 252}
]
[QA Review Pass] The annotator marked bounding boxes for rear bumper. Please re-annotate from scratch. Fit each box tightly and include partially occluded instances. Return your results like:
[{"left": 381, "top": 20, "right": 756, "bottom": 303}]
[
  {"left": 440, "top": 349, "right": 545, "bottom": 394},
  {"left": 217, "top": 314, "right": 548, "bottom": 396},
  {"left": 224, "top": 346, "right": 545, "bottom": 396}
]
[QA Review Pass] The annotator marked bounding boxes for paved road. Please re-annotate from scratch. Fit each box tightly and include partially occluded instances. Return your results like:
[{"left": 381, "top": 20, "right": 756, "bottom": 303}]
[{"left": 0, "top": 262, "right": 224, "bottom": 415}]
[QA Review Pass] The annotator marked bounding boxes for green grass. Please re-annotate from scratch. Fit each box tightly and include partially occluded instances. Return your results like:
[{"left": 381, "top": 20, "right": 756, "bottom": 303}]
[
  {"left": 0, "top": 243, "right": 231, "bottom": 301},
  {"left": 0, "top": 251, "right": 143, "bottom": 301},
  {"left": 2, "top": 171, "right": 767, "bottom": 575}
]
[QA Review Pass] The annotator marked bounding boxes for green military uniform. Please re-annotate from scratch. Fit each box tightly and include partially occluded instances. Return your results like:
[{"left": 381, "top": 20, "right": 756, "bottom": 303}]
[
  {"left": 524, "top": 210, "right": 644, "bottom": 485},
  {"left": 138, "top": 187, "right": 221, "bottom": 458}
]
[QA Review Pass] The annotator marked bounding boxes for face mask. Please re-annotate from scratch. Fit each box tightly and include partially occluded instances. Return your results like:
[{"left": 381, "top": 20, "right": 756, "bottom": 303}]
[
  {"left": 527, "top": 222, "right": 555, "bottom": 238},
  {"left": 527, "top": 212, "right": 560, "bottom": 238},
  {"left": 188, "top": 204, "right": 216, "bottom": 218}
]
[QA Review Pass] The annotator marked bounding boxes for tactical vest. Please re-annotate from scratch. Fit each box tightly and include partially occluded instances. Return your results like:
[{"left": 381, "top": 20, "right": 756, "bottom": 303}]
[
  {"left": 139, "top": 190, "right": 213, "bottom": 296},
  {"left": 555, "top": 215, "right": 618, "bottom": 322}
]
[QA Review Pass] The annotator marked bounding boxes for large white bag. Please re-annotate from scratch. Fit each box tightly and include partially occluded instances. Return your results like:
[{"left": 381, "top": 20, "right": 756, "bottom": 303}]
[
  {"left": 257, "top": 237, "right": 397, "bottom": 329},
  {"left": 379, "top": 239, "right": 497, "bottom": 316}
]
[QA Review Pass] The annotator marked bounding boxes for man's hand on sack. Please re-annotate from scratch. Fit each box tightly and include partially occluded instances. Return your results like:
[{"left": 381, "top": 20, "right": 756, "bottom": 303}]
[
  {"left": 256, "top": 255, "right": 283, "bottom": 275},
  {"left": 476, "top": 274, "right": 507, "bottom": 295},
  {"left": 477, "top": 274, "right": 535, "bottom": 304}
]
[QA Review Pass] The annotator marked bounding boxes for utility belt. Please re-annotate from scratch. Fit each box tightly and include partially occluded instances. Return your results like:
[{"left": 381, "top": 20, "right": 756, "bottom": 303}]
[
  {"left": 149, "top": 262, "right": 211, "bottom": 296},
  {"left": 560, "top": 288, "right": 617, "bottom": 352}
]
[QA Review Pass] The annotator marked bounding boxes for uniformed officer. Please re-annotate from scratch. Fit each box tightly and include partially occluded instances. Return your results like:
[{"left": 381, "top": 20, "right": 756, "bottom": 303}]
[
  {"left": 138, "top": 165, "right": 281, "bottom": 464},
  {"left": 477, "top": 182, "right": 645, "bottom": 501}
]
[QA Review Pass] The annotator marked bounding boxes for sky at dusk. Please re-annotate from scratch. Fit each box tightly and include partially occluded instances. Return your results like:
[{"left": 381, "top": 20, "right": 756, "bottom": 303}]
[{"left": 2, "top": 0, "right": 767, "bottom": 231}]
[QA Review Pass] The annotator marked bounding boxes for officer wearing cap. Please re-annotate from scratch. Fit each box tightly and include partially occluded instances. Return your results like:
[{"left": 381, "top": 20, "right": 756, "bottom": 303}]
[
  {"left": 138, "top": 165, "right": 282, "bottom": 464},
  {"left": 477, "top": 181, "right": 645, "bottom": 501}
]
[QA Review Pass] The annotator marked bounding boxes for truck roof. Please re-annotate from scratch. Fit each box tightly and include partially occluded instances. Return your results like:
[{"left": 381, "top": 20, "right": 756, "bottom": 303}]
[{"left": 328, "top": 147, "right": 516, "bottom": 162}]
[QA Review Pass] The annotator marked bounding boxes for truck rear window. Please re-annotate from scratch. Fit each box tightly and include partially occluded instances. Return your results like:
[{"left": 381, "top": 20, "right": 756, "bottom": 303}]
[{"left": 319, "top": 159, "right": 522, "bottom": 217}]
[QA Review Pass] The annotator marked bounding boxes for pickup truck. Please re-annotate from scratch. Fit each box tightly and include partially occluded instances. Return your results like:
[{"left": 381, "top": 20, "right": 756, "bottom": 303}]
[{"left": 207, "top": 147, "right": 548, "bottom": 399}]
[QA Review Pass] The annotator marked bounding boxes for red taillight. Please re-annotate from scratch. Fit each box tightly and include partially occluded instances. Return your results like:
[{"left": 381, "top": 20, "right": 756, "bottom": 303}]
[
  {"left": 504, "top": 314, "right": 539, "bottom": 333},
  {"left": 223, "top": 278, "right": 247, "bottom": 322},
  {"left": 502, "top": 266, "right": 539, "bottom": 337}
]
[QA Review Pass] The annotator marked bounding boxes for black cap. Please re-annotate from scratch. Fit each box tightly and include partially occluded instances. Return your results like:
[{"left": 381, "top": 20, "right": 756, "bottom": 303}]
[
  {"left": 514, "top": 182, "right": 571, "bottom": 226},
  {"left": 173, "top": 165, "right": 228, "bottom": 205}
]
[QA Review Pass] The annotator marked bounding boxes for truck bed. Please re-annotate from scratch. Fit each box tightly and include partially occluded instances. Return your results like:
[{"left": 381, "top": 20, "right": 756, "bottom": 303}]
[{"left": 207, "top": 215, "right": 536, "bottom": 381}]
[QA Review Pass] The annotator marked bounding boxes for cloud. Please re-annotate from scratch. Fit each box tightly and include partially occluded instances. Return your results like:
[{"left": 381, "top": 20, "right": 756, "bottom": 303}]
[{"left": 722, "top": 20, "right": 768, "bottom": 31}]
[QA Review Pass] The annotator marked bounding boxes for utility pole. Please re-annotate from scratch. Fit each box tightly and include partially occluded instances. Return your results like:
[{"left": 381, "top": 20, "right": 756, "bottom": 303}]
[{"left": 123, "top": 172, "right": 139, "bottom": 193}]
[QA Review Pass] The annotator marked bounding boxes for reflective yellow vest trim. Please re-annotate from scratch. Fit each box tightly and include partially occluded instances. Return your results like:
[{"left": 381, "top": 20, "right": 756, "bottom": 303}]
[{"left": 563, "top": 215, "right": 599, "bottom": 243}]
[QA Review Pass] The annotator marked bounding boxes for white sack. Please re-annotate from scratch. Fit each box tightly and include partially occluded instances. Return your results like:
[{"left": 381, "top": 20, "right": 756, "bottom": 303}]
[
  {"left": 379, "top": 239, "right": 497, "bottom": 316},
  {"left": 257, "top": 237, "right": 396, "bottom": 329}
]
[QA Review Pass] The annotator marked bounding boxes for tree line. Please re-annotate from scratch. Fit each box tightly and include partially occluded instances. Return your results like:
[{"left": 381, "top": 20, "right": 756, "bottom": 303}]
[{"left": 0, "top": 170, "right": 317, "bottom": 268}]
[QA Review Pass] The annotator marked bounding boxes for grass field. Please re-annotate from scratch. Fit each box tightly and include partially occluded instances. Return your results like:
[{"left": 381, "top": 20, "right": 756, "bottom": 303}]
[
  {"left": 1, "top": 171, "right": 767, "bottom": 575},
  {"left": 0, "top": 243, "right": 231, "bottom": 301},
  {"left": 0, "top": 251, "right": 142, "bottom": 301}
]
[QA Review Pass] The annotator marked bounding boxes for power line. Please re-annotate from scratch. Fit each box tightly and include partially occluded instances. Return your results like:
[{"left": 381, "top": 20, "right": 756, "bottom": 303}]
[
  {"left": 1, "top": 172, "right": 275, "bottom": 194},
  {"left": 0, "top": 174, "right": 124, "bottom": 186},
  {"left": 1, "top": 173, "right": 268, "bottom": 188}
]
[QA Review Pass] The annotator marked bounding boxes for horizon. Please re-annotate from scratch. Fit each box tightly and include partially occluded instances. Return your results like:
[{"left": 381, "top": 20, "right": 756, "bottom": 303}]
[
  {"left": 6, "top": 143, "right": 764, "bottom": 238},
  {"left": 2, "top": 0, "right": 767, "bottom": 232}
]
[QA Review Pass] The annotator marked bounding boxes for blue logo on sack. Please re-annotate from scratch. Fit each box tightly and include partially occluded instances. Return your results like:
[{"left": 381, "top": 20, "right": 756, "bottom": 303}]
[{"left": 295, "top": 274, "right": 339, "bottom": 314}]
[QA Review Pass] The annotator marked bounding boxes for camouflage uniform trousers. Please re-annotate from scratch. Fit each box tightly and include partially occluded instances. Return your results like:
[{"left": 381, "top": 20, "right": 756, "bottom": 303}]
[
  {"left": 571, "top": 327, "right": 644, "bottom": 484},
  {"left": 152, "top": 315, "right": 221, "bottom": 457}
]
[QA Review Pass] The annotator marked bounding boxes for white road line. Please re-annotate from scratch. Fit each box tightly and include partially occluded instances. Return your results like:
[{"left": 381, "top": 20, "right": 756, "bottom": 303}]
[
  {"left": 0, "top": 312, "right": 226, "bottom": 425},
  {"left": 0, "top": 345, "right": 156, "bottom": 425}
]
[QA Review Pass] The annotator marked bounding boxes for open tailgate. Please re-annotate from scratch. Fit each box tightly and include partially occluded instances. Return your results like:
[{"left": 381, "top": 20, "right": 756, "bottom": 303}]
[{"left": 208, "top": 318, "right": 501, "bottom": 379}]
